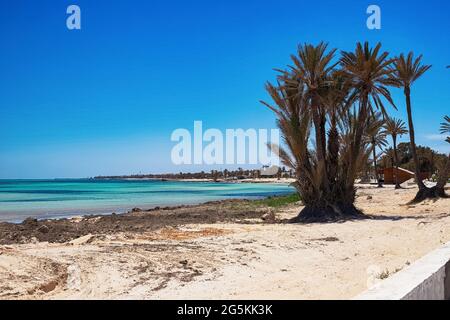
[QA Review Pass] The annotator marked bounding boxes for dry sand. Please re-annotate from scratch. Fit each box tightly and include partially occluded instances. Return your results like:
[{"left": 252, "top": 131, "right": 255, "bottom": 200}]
[{"left": 0, "top": 184, "right": 449, "bottom": 300}]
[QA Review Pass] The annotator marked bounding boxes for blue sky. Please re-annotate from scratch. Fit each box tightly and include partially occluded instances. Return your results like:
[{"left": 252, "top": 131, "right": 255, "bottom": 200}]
[{"left": 0, "top": 0, "right": 449, "bottom": 178}]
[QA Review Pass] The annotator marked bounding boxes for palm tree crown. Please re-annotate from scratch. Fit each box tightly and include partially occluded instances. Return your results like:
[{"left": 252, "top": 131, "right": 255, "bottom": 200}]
[
  {"left": 383, "top": 117, "right": 408, "bottom": 139},
  {"left": 393, "top": 52, "right": 432, "bottom": 89},
  {"left": 365, "top": 114, "right": 388, "bottom": 149},
  {"left": 340, "top": 42, "right": 398, "bottom": 115}
]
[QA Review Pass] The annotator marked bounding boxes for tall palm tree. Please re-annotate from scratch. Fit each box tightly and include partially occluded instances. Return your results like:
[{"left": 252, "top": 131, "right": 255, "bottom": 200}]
[
  {"left": 383, "top": 117, "right": 408, "bottom": 188},
  {"left": 392, "top": 52, "right": 431, "bottom": 191},
  {"left": 287, "top": 42, "right": 337, "bottom": 192},
  {"left": 364, "top": 113, "right": 388, "bottom": 187},
  {"left": 340, "top": 42, "right": 398, "bottom": 190}
]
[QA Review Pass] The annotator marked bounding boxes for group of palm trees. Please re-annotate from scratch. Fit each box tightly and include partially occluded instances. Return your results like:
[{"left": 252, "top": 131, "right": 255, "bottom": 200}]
[{"left": 263, "top": 42, "right": 449, "bottom": 222}]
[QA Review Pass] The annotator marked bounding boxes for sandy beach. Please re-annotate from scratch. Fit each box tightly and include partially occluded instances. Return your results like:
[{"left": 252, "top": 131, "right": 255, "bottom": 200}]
[{"left": 0, "top": 184, "right": 449, "bottom": 300}]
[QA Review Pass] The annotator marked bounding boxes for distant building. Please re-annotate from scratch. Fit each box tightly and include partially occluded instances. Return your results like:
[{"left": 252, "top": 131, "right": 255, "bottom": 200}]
[{"left": 260, "top": 165, "right": 280, "bottom": 177}]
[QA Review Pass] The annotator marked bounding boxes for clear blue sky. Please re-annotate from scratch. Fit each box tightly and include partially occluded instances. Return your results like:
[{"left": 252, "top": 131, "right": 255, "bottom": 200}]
[{"left": 0, "top": 0, "right": 449, "bottom": 179}]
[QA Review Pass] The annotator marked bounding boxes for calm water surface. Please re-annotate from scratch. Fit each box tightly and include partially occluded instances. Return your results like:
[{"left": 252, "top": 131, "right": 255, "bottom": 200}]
[{"left": 0, "top": 179, "right": 294, "bottom": 223}]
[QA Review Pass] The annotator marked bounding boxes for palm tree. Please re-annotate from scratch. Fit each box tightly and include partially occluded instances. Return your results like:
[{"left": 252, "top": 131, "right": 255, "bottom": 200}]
[
  {"left": 364, "top": 113, "right": 388, "bottom": 187},
  {"left": 392, "top": 52, "right": 431, "bottom": 191},
  {"left": 441, "top": 116, "right": 450, "bottom": 143},
  {"left": 286, "top": 42, "right": 337, "bottom": 192},
  {"left": 383, "top": 117, "right": 408, "bottom": 188},
  {"left": 262, "top": 42, "right": 397, "bottom": 222},
  {"left": 340, "top": 42, "right": 398, "bottom": 190}
]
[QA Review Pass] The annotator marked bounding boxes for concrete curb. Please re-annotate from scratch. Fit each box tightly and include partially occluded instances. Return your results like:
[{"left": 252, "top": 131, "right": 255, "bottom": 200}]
[{"left": 355, "top": 241, "right": 450, "bottom": 300}]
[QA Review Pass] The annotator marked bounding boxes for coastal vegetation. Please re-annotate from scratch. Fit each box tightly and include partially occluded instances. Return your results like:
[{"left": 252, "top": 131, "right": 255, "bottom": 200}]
[
  {"left": 94, "top": 167, "right": 293, "bottom": 181},
  {"left": 263, "top": 42, "right": 449, "bottom": 222},
  {"left": 253, "top": 193, "right": 300, "bottom": 208}
]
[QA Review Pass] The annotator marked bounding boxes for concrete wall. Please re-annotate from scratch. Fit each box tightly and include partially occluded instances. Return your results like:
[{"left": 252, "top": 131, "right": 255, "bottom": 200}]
[{"left": 355, "top": 241, "right": 450, "bottom": 300}]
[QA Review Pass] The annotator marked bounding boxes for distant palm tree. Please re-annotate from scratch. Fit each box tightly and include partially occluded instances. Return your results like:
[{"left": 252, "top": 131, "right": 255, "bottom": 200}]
[
  {"left": 383, "top": 117, "right": 408, "bottom": 188},
  {"left": 364, "top": 113, "right": 388, "bottom": 187},
  {"left": 441, "top": 115, "right": 450, "bottom": 143},
  {"left": 392, "top": 52, "right": 431, "bottom": 192}
]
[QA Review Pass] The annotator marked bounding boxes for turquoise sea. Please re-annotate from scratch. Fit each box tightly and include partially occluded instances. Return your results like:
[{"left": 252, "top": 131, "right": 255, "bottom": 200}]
[{"left": 0, "top": 179, "right": 294, "bottom": 223}]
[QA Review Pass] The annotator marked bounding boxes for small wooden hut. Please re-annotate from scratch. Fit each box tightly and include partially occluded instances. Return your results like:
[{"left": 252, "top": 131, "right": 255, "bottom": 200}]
[{"left": 379, "top": 167, "right": 431, "bottom": 185}]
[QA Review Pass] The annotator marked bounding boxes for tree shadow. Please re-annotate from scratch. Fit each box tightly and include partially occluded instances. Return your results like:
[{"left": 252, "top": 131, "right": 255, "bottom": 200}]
[{"left": 276, "top": 211, "right": 450, "bottom": 224}]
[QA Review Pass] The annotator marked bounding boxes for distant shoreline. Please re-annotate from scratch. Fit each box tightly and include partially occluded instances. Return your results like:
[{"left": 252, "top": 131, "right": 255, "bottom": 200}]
[{"left": 94, "top": 177, "right": 296, "bottom": 184}]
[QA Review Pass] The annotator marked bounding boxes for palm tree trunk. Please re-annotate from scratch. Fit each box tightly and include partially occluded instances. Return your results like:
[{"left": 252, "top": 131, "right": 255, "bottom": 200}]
[
  {"left": 393, "top": 136, "right": 401, "bottom": 189},
  {"left": 346, "top": 96, "right": 368, "bottom": 190},
  {"left": 372, "top": 144, "right": 382, "bottom": 187},
  {"left": 327, "top": 114, "right": 339, "bottom": 187},
  {"left": 312, "top": 95, "right": 329, "bottom": 193},
  {"left": 404, "top": 87, "right": 426, "bottom": 190}
]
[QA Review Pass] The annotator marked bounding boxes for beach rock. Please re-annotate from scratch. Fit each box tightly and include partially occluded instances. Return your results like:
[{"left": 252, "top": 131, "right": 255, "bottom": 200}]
[
  {"left": 39, "top": 280, "right": 58, "bottom": 293},
  {"left": 30, "top": 237, "right": 39, "bottom": 244},
  {"left": 23, "top": 217, "right": 38, "bottom": 225},
  {"left": 366, "top": 196, "right": 373, "bottom": 200},
  {"left": 261, "top": 212, "right": 276, "bottom": 222},
  {"left": 131, "top": 208, "right": 141, "bottom": 213},
  {"left": 37, "top": 225, "right": 49, "bottom": 234},
  {"left": 19, "top": 236, "right": 28, "bottom": 244},
  {"left": 179, "top": 259, "right": 188, "bottom": 266},
  {"left": 69, "top": 234, "right": 95, "bottom": 245}
]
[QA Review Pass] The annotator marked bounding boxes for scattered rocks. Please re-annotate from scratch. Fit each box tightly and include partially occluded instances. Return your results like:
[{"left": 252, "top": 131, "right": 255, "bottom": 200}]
[{"left": 0, "top": 198, "right": 281, "bottom": 245}]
